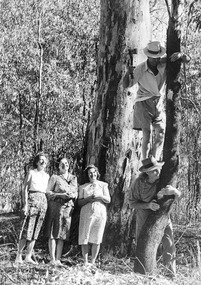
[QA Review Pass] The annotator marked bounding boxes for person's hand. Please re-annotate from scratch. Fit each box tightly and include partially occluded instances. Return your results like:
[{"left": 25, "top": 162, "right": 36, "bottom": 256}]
[
  {"left": 55, "top": 193, "right": 70, "bottom": 200},
  {"left": 170, "top": 52, "right": 181, "bottom": 62},
  {"left": 22, "top": 204, "right": 28, "bottom": 216},
  {"left": 68, "top": 192, "right": 76, "bottom": 199},
  {"left": 170, "top": 52, "right": 182, "bottom": 62},
  {"left": 157, "top": 185, "right": 181, "bottom": 199},
  {"left": 65, "top": 191, "right": 74, "bottom": 199},
  {"left": 47, "top": 193, "right": 56, "bottom": 200},
  {"left": 157, "top": 188, "right": 167, "bottom": 199},
  {"left": 85, "top": 195, "right": 95, "bottom": 203},
  {"left": 148, "top": 200, "right": 160, "bottom": 211},
  {"left": 92, "top": 194, "right": 103, "bottom": 202},
  {"left": 170, "top": 52, "right": 190, "bottom": 63},
  {"left": 164, "top": 185, "right": 181, "bottom": 198}
]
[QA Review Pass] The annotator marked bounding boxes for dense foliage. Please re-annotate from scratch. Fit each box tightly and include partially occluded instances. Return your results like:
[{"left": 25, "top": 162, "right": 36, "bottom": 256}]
[
  {"left": 179, "top": 20, "right": 201, "bottom": 222},
  {"left": 0, "top": 0, "right": 100, "bottom": 210}
]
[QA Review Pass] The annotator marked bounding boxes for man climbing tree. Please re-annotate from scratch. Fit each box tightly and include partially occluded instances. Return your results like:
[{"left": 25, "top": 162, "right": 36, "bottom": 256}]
[
  {"left": 123, "top": 41, "right": 189, "bottom": 161},
  {"left": 132, "top": 0, "right": 190, "bottom": 276}
]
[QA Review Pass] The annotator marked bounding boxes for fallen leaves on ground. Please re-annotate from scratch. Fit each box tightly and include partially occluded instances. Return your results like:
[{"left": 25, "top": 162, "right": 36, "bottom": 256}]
[{"left": 0, "top": 256, "right": 179, "bottom": 285}]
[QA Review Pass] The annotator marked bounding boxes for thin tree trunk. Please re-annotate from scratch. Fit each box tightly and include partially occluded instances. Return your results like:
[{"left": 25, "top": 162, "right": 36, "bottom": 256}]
[
  {"left": 134, "top": 0, "right": 184, "bottom": 274},
  {"left": 19, "top": 93, "right": 24, "bottom": 154},
  {"left": 84, "top": 0, "right": 151, "bottom": 254},
  {"left": 34, "top": 16, "right": 43, "bottom": 153}
]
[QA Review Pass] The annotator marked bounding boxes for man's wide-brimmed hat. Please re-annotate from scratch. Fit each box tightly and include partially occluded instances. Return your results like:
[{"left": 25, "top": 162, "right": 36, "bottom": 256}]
[
  {"left": 139, "top": 156, "right": 164, "bottom": 172},
  {"left": 143, "top": 41, "right": 166, "bottom": 58}
]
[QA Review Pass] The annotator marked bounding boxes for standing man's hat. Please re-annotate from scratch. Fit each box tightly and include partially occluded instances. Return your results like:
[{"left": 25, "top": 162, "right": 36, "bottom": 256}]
[
  {"left": 143, "top": 41, "right": 166, "bottom": 58},
  {"left": 139, "top": 156, "right": 164, "bottom": 172}
]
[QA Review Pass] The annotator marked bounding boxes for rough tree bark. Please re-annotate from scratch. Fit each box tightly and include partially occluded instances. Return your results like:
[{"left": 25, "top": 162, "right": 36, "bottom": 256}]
[
  {"left": 84, "top": 0, "right": 151, "bottom": 254},
  {"left": 134, "top": 0, "right": 184, "bottom": 274}
]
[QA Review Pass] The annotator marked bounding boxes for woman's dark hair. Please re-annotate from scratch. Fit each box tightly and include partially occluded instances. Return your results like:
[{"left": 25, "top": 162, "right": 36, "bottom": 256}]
[
  {"left": 84, "top": 164, "right": 100, "bottom": 182},
  {"left": 33, "top": 152, "right": 48, "bottom": 169},
  {"left": 56, "top": 157, "right": 69, "bottom": 170}
]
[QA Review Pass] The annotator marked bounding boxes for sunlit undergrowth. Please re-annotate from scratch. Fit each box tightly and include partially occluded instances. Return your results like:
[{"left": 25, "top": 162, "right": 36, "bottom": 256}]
[
  {"left": 1, "top": 216, "right": 201, "bottom": 284},
  {"left": 0, "top": 244, "right": 201, "bottom": 285}
]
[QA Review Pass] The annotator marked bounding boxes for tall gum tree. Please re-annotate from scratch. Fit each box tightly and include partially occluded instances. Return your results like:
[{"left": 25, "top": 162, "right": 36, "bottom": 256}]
[
  {"left": 134, "top": 0, "right": 184, "bottom": 274},
  {"left": 84, "top": 0, "right": 151, "bottom": 253}
]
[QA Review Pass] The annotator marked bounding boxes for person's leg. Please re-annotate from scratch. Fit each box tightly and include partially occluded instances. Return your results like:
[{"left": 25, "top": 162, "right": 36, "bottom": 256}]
[
  {"left": 15, "top": 238, "right": 27, "bottom": 263},
  {"left": 81, "top": 244, "right": 89, "bottom": 265},
  {"left": 91, "top": 244, "right": 100, "bottom": 265},
  {"left": 24, "top": 210, "right": 38, "bottom": 264},
  {"left": 152, "top": 124, "right": 165, "bottom": 160},
  {"left": 33, "top": 195, "right": 47, "bottom": 240},
  {"left": 161, "top": 221, "right": 176, "bottom": 276},
  {"left": 25, "top": 240, "right": 37, "bottom": 264},
  {"left": 48, "top": 238, "right": 56, "bottom": 262},
  {"left": 133, "top": 100, "right": 153, "bottom": 160},
  {"left": 142, "top": 129, "right": 151, "bottom": 160},
  {"left": 56, "top": 239, "right": 64, "bottom": 262}
]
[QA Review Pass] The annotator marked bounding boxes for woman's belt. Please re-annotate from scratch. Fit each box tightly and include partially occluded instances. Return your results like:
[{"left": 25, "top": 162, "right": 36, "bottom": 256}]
[
  {"left": 29, "top": 191, "right": 45, "bottom": 194},
  {"left": 54, "top": 198, "right": 74, "bottom": 205}
]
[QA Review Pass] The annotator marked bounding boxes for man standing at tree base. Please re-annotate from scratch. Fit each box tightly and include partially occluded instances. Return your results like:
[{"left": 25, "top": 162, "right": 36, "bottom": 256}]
[{"left": 129, "top": 156, "right": 181, "bottom": 277}]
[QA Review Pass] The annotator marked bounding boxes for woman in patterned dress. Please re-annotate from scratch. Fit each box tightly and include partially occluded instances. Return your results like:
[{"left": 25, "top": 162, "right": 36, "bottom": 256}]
[
  {"left": 78, "top": 165, "right": 111, "bottom": 266},
  {"left": 15, "top": 152, "right": 49, "bottom": 264},
  {"left": 45, "top": 157, "right": 78, "bottom": 266}
]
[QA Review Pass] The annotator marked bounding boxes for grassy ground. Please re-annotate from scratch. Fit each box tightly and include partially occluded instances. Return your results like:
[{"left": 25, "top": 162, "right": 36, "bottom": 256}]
[
  {"left": 0, "top": 244, "right": 201, "bottom": 285},
  {"left": 1, "top": 214, "right": 201, "bottom": 284}
]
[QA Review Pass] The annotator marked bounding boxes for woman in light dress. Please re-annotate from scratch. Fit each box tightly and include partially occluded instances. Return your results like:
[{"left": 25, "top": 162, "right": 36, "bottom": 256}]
[{"left": 78, "top": 164, "right": 111, "bottom": 266}]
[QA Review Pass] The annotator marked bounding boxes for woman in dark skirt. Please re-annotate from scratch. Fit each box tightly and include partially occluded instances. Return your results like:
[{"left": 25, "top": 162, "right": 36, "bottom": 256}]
[
  {"left": 45, "top": 157, "right": 78, "bottom": 266},
  {"left": 15, "top": 152, "right": 49, "bottom": 264}
]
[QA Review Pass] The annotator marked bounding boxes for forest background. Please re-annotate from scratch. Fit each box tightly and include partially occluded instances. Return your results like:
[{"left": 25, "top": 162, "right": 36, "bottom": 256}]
[
  {"left": 1, "top": 0, "right": 201, "bottom": 225},
  {"left": 0, "top": 0, "right": 201, "bottom": 283}
]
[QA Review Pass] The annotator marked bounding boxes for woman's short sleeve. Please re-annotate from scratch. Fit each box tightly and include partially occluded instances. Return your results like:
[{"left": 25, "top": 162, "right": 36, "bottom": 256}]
[{"left": 46, "top": 175, "right": 57, "bottom": 195}]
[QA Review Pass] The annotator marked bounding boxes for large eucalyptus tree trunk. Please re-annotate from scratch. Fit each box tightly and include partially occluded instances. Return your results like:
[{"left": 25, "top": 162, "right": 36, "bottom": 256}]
[
  {"left": 84, "top": 0, "right": 151, "bottom": 253},
  {"left": 134, "top": 0, "right": 184, "bottom": 274}
]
